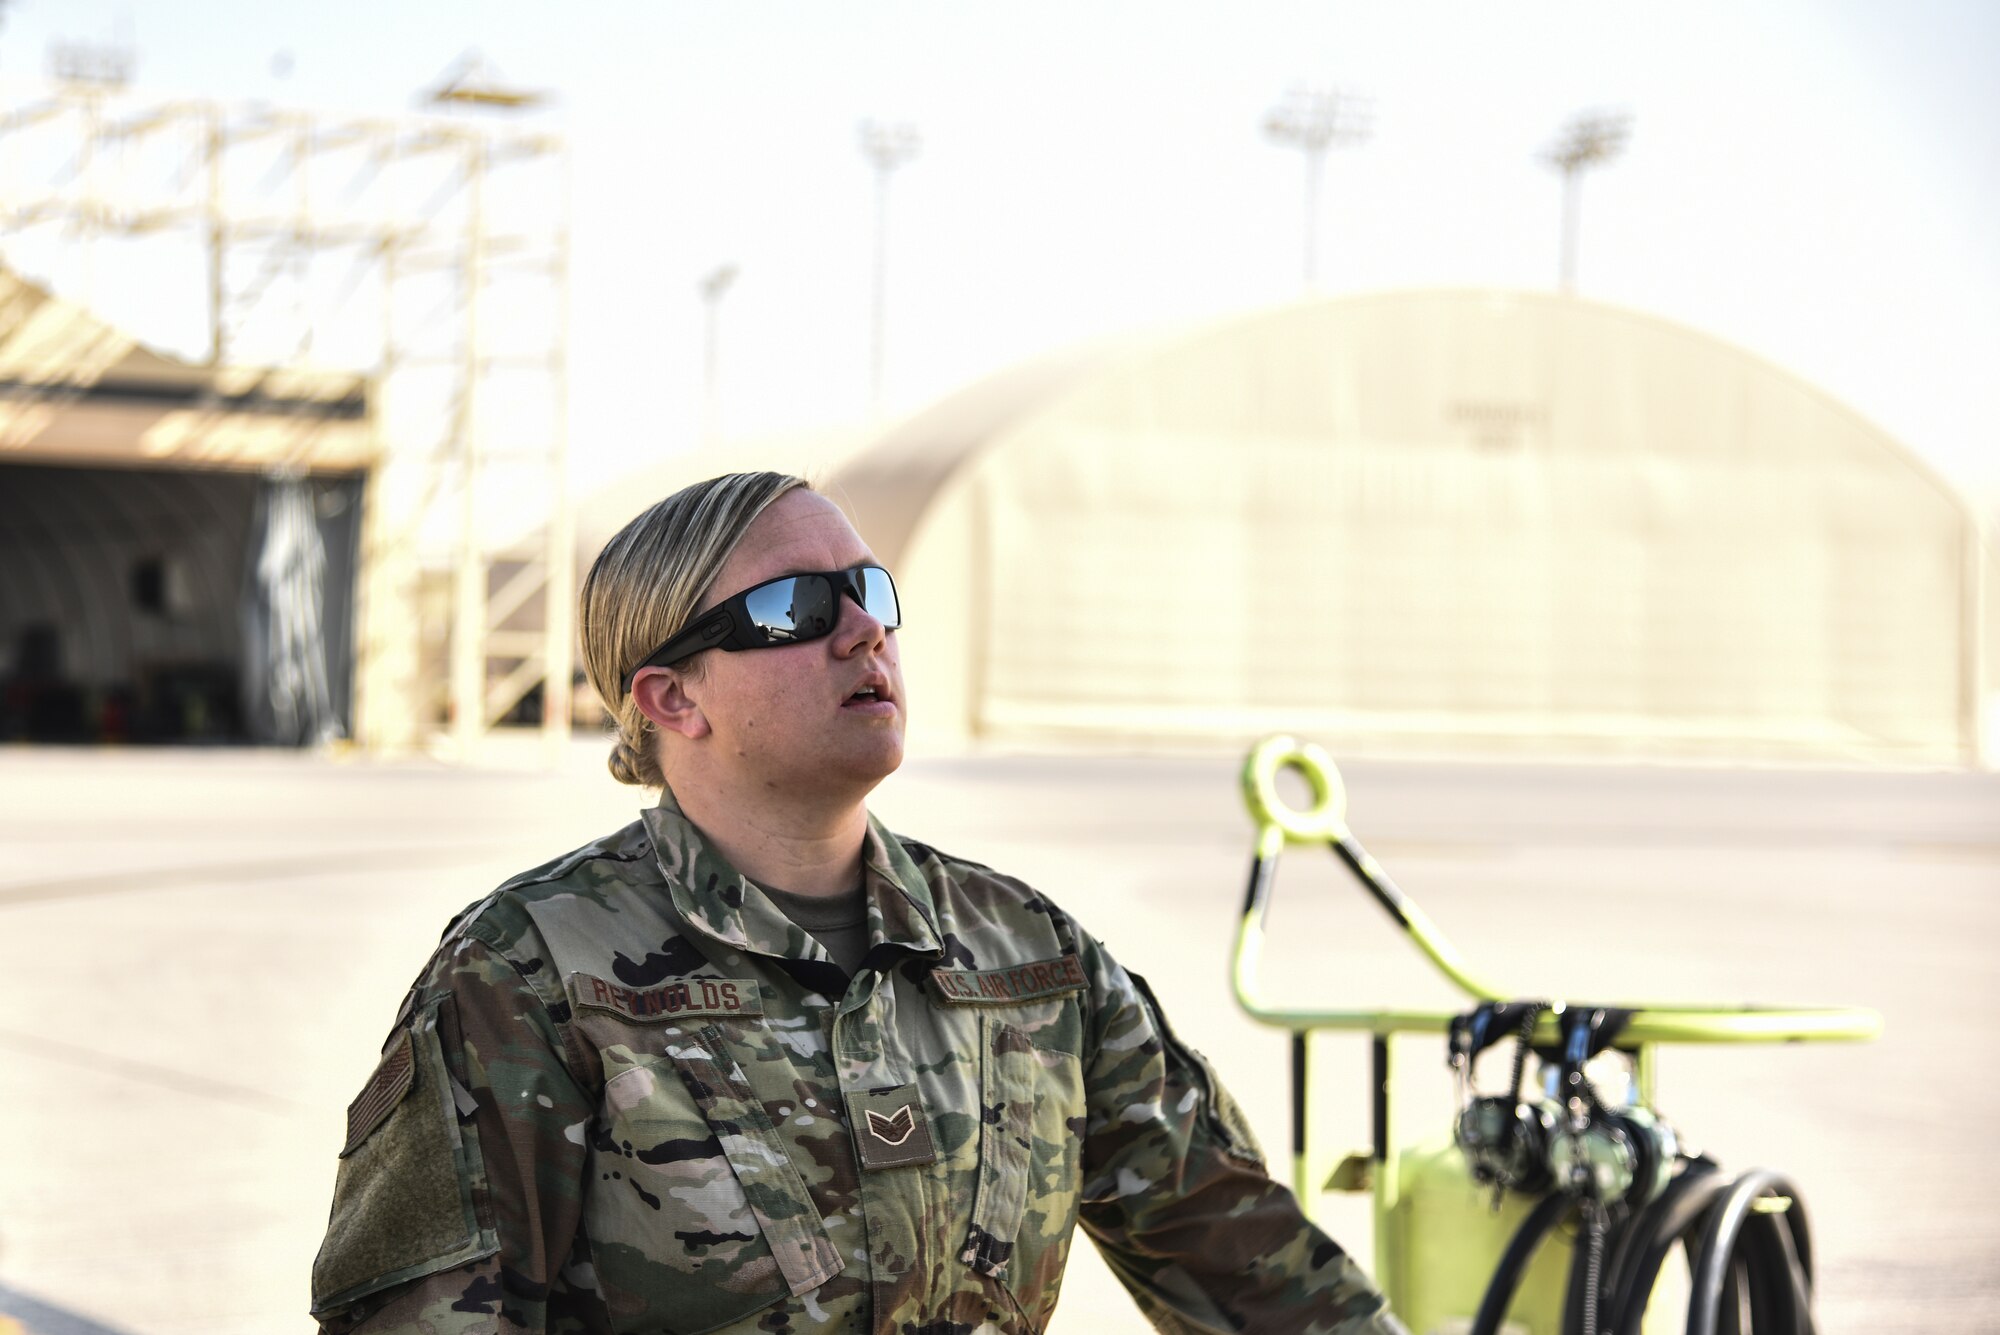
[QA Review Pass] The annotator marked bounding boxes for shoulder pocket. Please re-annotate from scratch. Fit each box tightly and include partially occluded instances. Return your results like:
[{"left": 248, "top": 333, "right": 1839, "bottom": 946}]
[
  {"left": 311, "top": 998, "right": 498, "bottom": 1314},
  {"left": 1128, "top": 971, "right": 1265, "bottom": 1168}
]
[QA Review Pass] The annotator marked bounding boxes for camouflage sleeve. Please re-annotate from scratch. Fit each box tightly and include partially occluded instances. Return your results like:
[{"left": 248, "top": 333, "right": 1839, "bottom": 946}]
[
  {"left": 1072, "top": 930, "right": 1408, "bottom": 1335},
  {"left": 311, "top": 928, "right": 595, "bottom": 1333}
]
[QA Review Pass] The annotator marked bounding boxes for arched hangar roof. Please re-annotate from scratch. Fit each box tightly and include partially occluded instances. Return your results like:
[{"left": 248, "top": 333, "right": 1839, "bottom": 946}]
[
  {"left": 829, "top": 288, "right": 1980, "bottom": 764},
  {"left": 834, "top": 288, "right": 1963, "bottom": 571}
]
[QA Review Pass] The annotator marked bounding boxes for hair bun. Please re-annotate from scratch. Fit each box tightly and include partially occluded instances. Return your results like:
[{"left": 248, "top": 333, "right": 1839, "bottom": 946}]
[
  {"left": 607, "top": 735, "right": 645, "bottom": 786},
  {"left": 579, "top": 472, "right": 806, "bottom": 791}
]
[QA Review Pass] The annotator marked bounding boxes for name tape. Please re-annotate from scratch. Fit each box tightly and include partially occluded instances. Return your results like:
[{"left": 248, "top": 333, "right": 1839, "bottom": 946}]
[
  {"left": 567, "top": 972, "right": 762, "bottom": 1022},
  {"left": 929, "top": 953, "right": 1087, "bottom": 1006}
]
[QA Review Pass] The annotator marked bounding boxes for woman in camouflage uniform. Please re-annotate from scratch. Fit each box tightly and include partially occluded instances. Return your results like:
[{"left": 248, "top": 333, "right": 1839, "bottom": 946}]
[{"left": 312, "top": 472, "right": 1404, "bottom": 1335}]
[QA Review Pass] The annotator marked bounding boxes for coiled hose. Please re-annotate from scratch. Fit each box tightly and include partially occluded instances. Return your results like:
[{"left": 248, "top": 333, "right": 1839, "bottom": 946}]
[{"left": 1466, "top": 1158, "right": 1818, "bottom": 1335}]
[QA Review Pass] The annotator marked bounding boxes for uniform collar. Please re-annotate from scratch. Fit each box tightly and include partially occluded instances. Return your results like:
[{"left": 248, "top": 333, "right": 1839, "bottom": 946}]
[{"left": 640, "top": 787, "right": 941, "bottom": 962}]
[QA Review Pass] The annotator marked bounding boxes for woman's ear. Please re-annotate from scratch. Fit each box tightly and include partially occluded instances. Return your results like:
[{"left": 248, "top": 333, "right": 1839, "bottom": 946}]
[{"left": 631, "top": 667, "right": 710, "bottom": 740}]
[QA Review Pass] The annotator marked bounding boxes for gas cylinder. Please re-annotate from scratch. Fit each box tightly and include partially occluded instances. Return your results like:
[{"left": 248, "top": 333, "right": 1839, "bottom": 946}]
[
  {"left": 1377, "top": 1137, "right": 1685, "bottom": 1334},
  {"left": 1378, "top": 1136, "right": 1571, "bottom": 1335}
]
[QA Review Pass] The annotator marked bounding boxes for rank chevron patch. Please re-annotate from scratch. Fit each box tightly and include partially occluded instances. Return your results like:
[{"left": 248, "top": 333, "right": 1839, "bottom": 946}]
[
  {"left": 846, "top": 1083, "right": 936, "bottom": 1170},
  {"left": 865, "top": 1104, "right": 916, "bottom": 1146}
]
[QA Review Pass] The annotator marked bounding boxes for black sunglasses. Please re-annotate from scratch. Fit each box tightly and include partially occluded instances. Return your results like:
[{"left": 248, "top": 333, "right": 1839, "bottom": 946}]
[{"left": 622, "top": 564, "right": 902, "bottom": 693}]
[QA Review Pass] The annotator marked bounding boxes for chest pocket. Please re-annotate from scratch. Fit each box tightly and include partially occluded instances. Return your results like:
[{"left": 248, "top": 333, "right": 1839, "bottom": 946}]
[
  {"left": 961, "top": 1006, "right": 1087, "bottom": 1312},
  {"left": 588, "top": 1018, "right": 842, "bottom": 1335}
]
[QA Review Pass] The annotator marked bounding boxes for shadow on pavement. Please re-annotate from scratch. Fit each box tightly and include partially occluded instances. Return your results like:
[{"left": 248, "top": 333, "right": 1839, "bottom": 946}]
[{"left": 0, "top": 1286, "right": 140, "bottom": 1335}]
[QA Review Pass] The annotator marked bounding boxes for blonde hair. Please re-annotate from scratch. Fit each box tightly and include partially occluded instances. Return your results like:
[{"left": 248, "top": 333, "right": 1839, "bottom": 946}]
[{"left": 580, "top": 471, "right": 812, "bottom": 786}]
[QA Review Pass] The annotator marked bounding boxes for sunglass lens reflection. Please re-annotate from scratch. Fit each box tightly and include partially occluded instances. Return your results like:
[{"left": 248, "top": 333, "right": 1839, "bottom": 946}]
[
  {"left": 743, "top": 576, "right": 833, "bottom": 643},
  {"left": 857, "top": 568, "right": 900, "bottom": 627}
]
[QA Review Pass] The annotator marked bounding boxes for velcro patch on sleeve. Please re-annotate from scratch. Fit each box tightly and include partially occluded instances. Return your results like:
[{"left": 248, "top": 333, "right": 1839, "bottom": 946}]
[
  {"left": 928, "top": 953, "right": 1088, "bottom": 1006},
  {"left": 341, "top": 1028, "right": 415, "bottom": 1158},
  {"left": 566, "top": 972, "right": 762, "bottom": 1022}
]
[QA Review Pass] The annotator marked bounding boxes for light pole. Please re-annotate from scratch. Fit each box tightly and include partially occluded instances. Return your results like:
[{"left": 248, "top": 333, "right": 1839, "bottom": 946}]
[
  {"left": 699, "top": 263, "right": 738, "bottom": 444},
  {"left": 858, "top": 119, "right": 920, "bottom": 417},
  {"left": 1542, "top": 109, "right": 1632, "bottom": 293},
  {"left": 1263, "top": 84, "right": 1372, "bottom": 290}
]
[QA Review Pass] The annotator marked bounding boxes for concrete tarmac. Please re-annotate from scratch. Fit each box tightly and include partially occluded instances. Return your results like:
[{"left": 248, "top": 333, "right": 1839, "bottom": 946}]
[{"left": 0, "top": 742, "right": 1993, "bottom": 1333}]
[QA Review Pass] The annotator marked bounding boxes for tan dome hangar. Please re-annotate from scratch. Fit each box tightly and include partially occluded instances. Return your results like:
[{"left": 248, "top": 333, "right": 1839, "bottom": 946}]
[{"left": 828, "top": 288, "right": 1981, "bottom": 765}]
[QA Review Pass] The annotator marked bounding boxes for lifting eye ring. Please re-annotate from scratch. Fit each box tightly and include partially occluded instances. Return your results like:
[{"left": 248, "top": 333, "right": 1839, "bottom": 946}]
[{"left": 1241, "top": 734, "right": 1348, "bottom": 842}]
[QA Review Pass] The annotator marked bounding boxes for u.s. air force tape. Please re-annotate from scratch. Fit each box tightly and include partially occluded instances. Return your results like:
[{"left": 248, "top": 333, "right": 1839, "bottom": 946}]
[
  {"left": 566, "top": 972, "right": 762, "bottom": 1021},
  {"left": 927, "top": 953, "right": 1087, "bottom": 1005}
]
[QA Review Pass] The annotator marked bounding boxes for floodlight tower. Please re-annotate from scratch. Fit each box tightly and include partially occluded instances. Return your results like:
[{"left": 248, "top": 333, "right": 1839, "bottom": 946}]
[
  {"left": 858, "top": 119, "right": 920, "bottom": 417},
  {"left": 700, "top": 263, "right": 739, "bottom": 444},
  {"left": 1542, "top": 108, "right": 1632, "bottom": 293},
  {"left": 1264, "top": 84, "right": 1372, "bottom": 289}
]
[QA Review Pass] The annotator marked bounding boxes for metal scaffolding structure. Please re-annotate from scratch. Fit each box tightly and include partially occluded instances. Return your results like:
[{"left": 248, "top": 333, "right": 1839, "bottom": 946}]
[{"left": 0, "top": 70, "right": 574, "bottom": 759}]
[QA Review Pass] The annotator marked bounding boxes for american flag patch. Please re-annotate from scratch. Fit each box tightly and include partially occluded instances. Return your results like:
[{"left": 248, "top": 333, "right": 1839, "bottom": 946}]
[{"left": 340, "top": 1028, "right": 415, "bottom": 1158}]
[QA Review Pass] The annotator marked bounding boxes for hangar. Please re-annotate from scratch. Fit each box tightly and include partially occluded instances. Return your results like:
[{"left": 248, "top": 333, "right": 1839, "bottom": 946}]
[
  {"left": 0, "top": 267, "right": 388, "bottom": 746},
  {"left": 823, "top": 289, "right": 1983, "bottom": 765}
]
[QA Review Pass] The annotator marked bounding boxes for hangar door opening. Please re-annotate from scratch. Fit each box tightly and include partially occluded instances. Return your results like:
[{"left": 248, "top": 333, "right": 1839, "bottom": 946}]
[{"left": 0, "top": 464, "right": 363, "bottom": 746}]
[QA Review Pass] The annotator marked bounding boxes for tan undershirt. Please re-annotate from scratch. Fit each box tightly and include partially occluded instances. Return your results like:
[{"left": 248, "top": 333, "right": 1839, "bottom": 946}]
[{"left": 757, "top": 880, "right": 871, "bottom": 977}]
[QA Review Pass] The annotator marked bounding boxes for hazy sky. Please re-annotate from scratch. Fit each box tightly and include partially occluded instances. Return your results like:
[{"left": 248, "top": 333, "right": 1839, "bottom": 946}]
[{"left": 2, "top": 1, "right": 1995, "bottom": 498}]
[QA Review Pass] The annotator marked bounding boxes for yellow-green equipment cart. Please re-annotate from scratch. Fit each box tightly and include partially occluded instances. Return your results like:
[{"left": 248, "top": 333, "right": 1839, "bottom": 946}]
[{"left": 1233, "top": 737, "right": 1881, "bottom": 1334}]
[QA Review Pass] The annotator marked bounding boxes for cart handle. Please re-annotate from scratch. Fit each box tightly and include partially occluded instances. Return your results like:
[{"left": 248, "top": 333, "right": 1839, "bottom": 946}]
[{"left": 1234, "top": 735, "right": 1882, "bottom": 1046}]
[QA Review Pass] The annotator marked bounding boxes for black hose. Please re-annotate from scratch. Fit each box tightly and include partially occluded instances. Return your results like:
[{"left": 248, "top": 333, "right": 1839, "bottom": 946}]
[
  {"left": 1608, "top": 1162, "right": 1734, "bottom": 1333},
  {"left": 1457, "top": 1159, "right": 1820, "bottom": 1335},
  {"left": 1778, "top": 1181, "right": 1816, "bottom": 1291},
  {"left": 1685, "top": 1169, "right": 1807, "bottom": 1335},
  {"left": 1763, "top": 1194, "right": 1818, "bottom": 1335},
  {"left": 1469, "top": 1192, "right": 1575, "bottom": 1335},
  {"left": 1714, "top": 1258, "right": 1744, "bottom": 1335},
  {"left": 1607, "top": 1158, "right": 1727, "bottom": 1327},
  {"left": 1740, "top": 1209, "right": 1798, "bottom": 1334}
]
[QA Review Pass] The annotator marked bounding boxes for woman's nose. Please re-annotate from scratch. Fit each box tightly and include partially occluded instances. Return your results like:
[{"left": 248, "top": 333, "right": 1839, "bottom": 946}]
[{"left": 831, "top": 590, "right": 888, "bottom": 655}]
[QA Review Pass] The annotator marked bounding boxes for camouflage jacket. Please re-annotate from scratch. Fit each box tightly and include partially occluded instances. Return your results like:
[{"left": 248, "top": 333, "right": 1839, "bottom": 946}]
[{"left": 312, "top": 792, "right": 1404, "bottom": 1335}]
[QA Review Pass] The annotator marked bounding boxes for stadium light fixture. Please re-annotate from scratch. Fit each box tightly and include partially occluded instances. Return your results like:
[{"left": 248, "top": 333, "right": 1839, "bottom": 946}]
[
  {"left": 858, "top": 119, "right": 921, "bottom": 418},
  {"left": 700, "top": 263, "right": 739, "bottom": 444},
  {"left": 1263, "top": 84, "right": 1373, "bottom": 289},
  {"left": 1542, "top": 108, "right": 1632, "bottom": 292}
]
